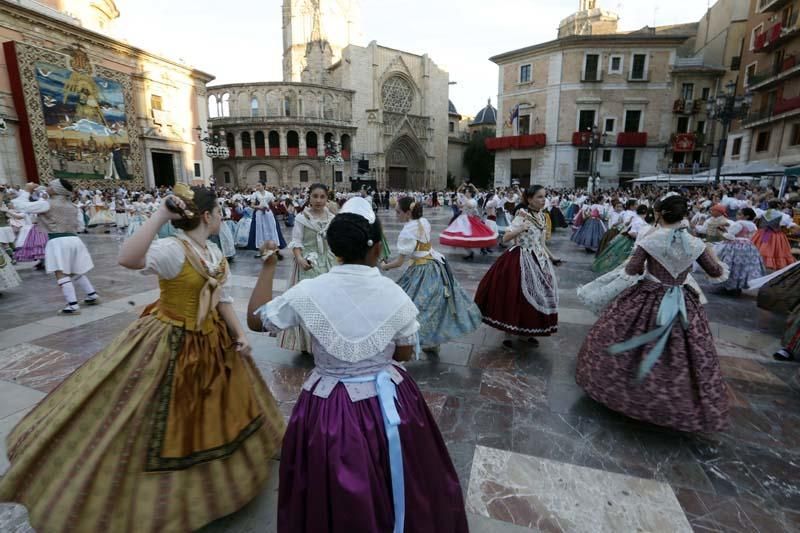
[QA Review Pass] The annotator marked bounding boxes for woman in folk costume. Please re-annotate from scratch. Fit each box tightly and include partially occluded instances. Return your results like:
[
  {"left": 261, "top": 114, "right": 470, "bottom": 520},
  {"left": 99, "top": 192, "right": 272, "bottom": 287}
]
[
  {"left": 440, "top": 183, "right": 498, "bottom": 260},
  {"left": 753, "top": 202, "right": 797, "bottom": 270},
  {"left": 209, "top": 198, "right": 236, "bottom": 262},
  {"left": 475, "top": 185, "right": 561, "bottom": 348},
  {"left": 11, "top": 185, "right": 48, "bottom": 266},
  {"left": 571, "top": 197, "right": 607, "bottom": 252},
  {"left": 548, "top": 191, "right": 568, "bottom": 229},
  {"left": 278, "top": 183, "right": 336, "bottom": 354},
  {"left": 694, "top": 203, "right": 730, "bottom": 243},
  {"left": 248, "top": 197, "right": 468, "bottom": 533},
  {"left": 112, "top": 194, "right": 129, "bottom": 232},
  {"left": 234, "top": 203, "right": 254, "bottom": 248},
  {"left": 713, "top": 207, "right": 765, "bottom": 295},
  {"left": 0, "top": 184, "right": 285, "bottom": 532},
  {"left": 12, "top": 179, "right": 99, "bottom": 314},
  {"left": 125, "top": 194, "right": 148, "bottom": 238},
  {"left": 750, "top": 259, "right": 800, "bottom": 362},
  {"left": 382, "top": 197, "right": 482, "bottom": 354},
  {"left": 0, "top": 189, "right": 19, "bottom": 258},
  {"left": 247, "top": 183, "right": 286, "bottom": 254},
  {"left": 591, "top": 204, "right": 650, "bottom": 275},
  {"left": 87, "top": 191, "right": 115, "bottom": 228},
  {"left": 0, "top": 189, "right": 20, "bottom": 292},
  {"left": 575, "top": 194, "right": 730, "bottom": 433}
]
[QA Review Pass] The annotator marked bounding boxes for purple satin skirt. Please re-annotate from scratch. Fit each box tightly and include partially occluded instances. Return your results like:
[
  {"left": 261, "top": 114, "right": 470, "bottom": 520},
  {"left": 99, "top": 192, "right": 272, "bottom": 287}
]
[
  {"left": 14, "top": 225, "right": 47, "bottom": 262},
  {"left": 278, "top": 367, "right": 468, "bottom": 533}
]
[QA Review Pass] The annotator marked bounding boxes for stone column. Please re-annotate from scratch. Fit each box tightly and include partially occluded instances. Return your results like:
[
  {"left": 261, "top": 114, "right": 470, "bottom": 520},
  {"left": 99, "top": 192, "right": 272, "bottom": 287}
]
[
  {"left": 279, "top": 128, "right": 288, "bottom": 156},
  {"left": 234, "top": 130, "right": 243, "bottom": 157},
  {"left": 299, "top": 129, "right": 307, "bottom": 157}
]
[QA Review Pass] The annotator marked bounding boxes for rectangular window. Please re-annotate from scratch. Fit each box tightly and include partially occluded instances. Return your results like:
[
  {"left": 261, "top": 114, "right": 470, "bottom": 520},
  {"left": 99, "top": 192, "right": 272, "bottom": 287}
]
[
  {"left": 584, "top": 54, "right": 600, "bottom": 81},
  {"left": 755, "top": 130, "right": 771, "bottom": 152},
  {"left": 335, "top": 170, "right": 343, "bottom": 182},
  {"left": 701, "top": 87, "right": 711, "bottom": 101},
  {"left": 604, "top": 118, "right": 616, "bottom": 133},
  {"left": 624, "top": 110, "right": 642, "bottom": 132},
  {"left": 791, "top": 124, "right": 800, "bottom": 146},
  {"left": 630, "top": 54, "right": 647, "bottom": 80},
  {"left": 579, "top": 110, "right": 596, "bottom": 131},
  {"left": 224, "top": 171, "right": 231, "bottom": 183},
  {"left": 258, "top": 170, "right": 267, "bottom": 183},
  {"left": 449, "top": 122, "right": 455, "bottom": 133},
  {"left": 609, "top": 55, "right": 623, "bottom": 74},
  {"left": 696, "top": 120, "right": 706, "bottom": 134},
  {"left": 732, "top": 137, "right": 742, "bottom": 156},
  {"left": 677, "top": 116, "right": 690, "bottom": 134},
  {"left": 193, "top": 163, "right": 201, "bottom": 177},
  {"left": 151, "top": 94, "right": 163, "bottom": 111},
  {"left": 299, "top": 170, "right": 309, "bottom": 182},
  {"left": 518, "top": 114, "right": 531, "bottom": 135},
  {"left": 750, "top": 24, "right": 763, "bottom": 50},
  {"left": 621, "top": 149, "right": 636, "bottom": 172},
  {"left": 576, "top": 149, "right": 591, "bottom": 172},
  {"left": 601, "top": 149, "right": 612, "bottom": 163},
  {"left": 746, "top": 63, "right": 758, "bottom": 86},
  {"left": 681, "top": 83, "right": 694, "bottom": 101},
  {"left": 519, "top": 64, "right": 532, "bottom": 83}
]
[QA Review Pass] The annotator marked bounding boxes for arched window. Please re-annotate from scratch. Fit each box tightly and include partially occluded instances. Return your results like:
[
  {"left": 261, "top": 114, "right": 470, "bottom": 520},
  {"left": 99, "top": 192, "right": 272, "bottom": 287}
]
[
  {"left": 254, "top": 131, "right": 266, "bottom": 156},
  {"left": 381, "top": 76, "right": 413, "bottom": 114},
  {"left": 268, "top": 130, "right": 280, "bottom": 156},
  {"left": 208, "top": 95, "right": 219, "bottom": 118},
  {"left": 306, "top": 131, "right": 318, "bottom": 157},
  {"left": 341, "top": 134, "right": 351, "bottom": 160},
  {"left": 287, "top": 130, "right": 299, "bottom": 157},
  {"left": 241, "top": 131, "right": 252, "bottom": 156},
  {"left": 251, "top": 97, "right": 260, "bottom": 117},
  {"left": 284, "top": 96, "right": 292, "bottom": 117},
  {"left": 221, "top": 93, "right": 230, "bottom": 117},
  {"left": 226, "top": 132, "right": 235, "bottom": 157}
]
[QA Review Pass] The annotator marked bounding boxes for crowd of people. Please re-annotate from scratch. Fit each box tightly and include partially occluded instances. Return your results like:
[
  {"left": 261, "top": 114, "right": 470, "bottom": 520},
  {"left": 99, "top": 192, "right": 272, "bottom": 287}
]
[{"left": 0, "top": 175, "right": 797, "bottom": 532}]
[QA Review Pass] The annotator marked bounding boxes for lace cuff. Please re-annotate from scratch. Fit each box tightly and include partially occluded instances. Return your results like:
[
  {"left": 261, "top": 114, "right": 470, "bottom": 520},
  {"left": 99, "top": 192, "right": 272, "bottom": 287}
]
[
  {"left": 254, "top": 295, "right": 301, "bottom": 332},
  {"left": 707, "top": 261, "right": 730, "bottom": 284}
]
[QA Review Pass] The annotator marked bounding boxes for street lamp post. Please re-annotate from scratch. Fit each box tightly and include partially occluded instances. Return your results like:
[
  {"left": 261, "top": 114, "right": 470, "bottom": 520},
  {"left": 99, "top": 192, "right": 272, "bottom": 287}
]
[
  {"left": 706, "top": 80, "right": 752, "bottom": 184},
  {"left": 324, "top": 141, "right": 344, "bottom": 191},
  {"left": 587, "top": 124, "right": 607, "bottom": 191}
]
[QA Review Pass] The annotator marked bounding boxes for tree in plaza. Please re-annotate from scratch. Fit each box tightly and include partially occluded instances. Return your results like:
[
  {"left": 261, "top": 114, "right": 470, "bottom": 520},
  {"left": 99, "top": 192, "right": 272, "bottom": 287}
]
[{"left": 463, "top": 128, "right": 495, "bottom": 189}]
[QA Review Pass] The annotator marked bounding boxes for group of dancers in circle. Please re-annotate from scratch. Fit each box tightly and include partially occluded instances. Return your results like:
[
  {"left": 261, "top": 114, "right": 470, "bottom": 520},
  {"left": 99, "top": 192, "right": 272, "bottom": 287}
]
[{"left": 0, "top": 175, "right": 794, "bottom": 532}]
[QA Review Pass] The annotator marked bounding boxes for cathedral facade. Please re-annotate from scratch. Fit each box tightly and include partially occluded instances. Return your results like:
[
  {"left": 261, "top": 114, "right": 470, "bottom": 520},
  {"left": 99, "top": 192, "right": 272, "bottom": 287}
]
[{"left": 208, "top": 0, "right": 450, "bottom": 191}]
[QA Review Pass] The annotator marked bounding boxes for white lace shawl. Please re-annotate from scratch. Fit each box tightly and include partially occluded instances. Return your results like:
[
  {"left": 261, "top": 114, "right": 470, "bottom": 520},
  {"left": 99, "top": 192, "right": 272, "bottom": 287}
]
[
  {"left": 637, "top": 227, "right": 706, "bottom": 279},
  {"left": 257, "top": 264, "right": 420, "bottom": 362},
  {"left": 512, "top": 210, "right": 559, "bottom": 315}
]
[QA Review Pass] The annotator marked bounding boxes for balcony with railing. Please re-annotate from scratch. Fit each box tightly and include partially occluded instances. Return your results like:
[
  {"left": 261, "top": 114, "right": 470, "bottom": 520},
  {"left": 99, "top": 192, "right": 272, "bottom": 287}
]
[
  {"left": 572, "top": 131, "right": 592, "bottom": 146},
  {"left": 485, "top": 133, "right": 547, "bottom": 151},
  {"left": 747, "top": 54, "right": 800, "bottom": 91},
  {"left": 754, "top": 15, "right": 799, "bottom": 53},
  {"left": 743, "top": 95, "right": 800, "bottom": 126},
  {"left": 617, "top": 132, "right": 648, "bottom": 147},
  {"left": 757, "top": 0, "right": 791, "bottom": 13},
  {"left": 673, "top": 99, "right": 702, "bottom": 114}
]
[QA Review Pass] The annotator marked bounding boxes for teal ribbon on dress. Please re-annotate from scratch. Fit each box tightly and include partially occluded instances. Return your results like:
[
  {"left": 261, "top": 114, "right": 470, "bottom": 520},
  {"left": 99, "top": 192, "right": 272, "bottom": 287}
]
[
  {"left": 608, "top": 285, "right": 688, "bottom": 381},
  {"left": 341, "top": 370, "right": 405, "bottom": 533}
]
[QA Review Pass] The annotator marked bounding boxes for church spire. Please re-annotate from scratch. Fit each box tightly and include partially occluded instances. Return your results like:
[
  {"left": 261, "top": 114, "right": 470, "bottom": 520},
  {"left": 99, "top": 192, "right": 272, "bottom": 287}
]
[
  {"left": 579, "top": 0, "right": 597, "bottom": 11},
  {"left": 309, "top": 0, "right": 322, "bottom": 42}
]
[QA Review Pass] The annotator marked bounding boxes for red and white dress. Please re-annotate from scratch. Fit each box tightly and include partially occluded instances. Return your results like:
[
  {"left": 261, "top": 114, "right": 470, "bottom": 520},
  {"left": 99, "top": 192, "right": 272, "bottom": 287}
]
[{"left": 440, "top": 194, "right": 498, "bottom": 249}]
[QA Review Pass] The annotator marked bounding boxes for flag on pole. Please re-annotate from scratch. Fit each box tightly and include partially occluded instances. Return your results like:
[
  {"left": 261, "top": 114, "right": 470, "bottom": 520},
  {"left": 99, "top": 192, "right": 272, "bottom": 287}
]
[{"left": 509, "top": 104, "right": 520, "bottom": 135}]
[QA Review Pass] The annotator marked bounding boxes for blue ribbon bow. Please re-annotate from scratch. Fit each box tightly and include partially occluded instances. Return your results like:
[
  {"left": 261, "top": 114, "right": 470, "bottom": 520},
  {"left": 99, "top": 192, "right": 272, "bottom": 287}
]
[
  {"left": 608, "top": 285, "right": 688, "bottom": 381},
  {"left": 341, "top": 370, "right": 405, "bottom": 533}
]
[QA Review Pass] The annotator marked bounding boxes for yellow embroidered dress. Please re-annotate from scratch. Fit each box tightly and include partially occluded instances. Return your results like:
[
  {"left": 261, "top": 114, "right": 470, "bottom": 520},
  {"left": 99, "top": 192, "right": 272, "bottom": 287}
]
[{"left": 0, "top": 237, "right": 284, "bottom": 532}]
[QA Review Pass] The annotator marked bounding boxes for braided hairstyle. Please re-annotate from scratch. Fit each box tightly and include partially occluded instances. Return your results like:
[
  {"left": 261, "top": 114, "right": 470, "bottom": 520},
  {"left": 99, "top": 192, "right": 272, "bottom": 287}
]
[
  {"left": 327, "top": 213, "right": 383, "bottom": 263},
  {"left": 398, "top": 196, "right": 423, "bottom": 219},
  {"left": 172, "top": 187, "right": 218, "bottom": 231},
  {"left": 658, "top": 194, "right": 689, "bottom": 224}
]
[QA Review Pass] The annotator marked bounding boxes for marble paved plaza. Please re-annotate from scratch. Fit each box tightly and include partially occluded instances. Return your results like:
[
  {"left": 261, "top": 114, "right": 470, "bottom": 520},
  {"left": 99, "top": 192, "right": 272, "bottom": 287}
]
[{"left": 0, "top": 208, "right": 797, "bottom": 532}]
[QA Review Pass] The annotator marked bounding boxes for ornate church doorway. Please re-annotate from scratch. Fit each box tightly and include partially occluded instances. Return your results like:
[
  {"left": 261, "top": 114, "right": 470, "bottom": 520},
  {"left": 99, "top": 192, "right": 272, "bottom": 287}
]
[{"left": 385, "top": 135, "right": 425, "bottom": 190}]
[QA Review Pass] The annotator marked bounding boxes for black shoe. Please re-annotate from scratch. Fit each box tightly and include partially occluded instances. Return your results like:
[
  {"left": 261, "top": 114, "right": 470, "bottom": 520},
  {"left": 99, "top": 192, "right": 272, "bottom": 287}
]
[
  {"left": 502, "top": 340, "right": 513, "bottom": 348},
  {"left": 464, "top": 252, "right": 475, "bottom": 261},
  {"left": 35, "top": 261, "right": 45, "bottom": 270},
  {"left": 527, "top": 337, "right": 540, "bottom": 346},
  {"left": 774, "top": 349, "right": 796, "bottom": 362}
]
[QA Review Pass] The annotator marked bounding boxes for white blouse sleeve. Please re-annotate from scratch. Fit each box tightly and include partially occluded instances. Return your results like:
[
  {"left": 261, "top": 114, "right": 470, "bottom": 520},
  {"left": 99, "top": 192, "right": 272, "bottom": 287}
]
[
  {"left": 509, "top": 213, "right": 526, "bottom": 232},
  {"left": 254, "top": 293, "right": 301, "bottom": 333},
  {"left": 723, "top": 221, "right": 743, "bottom": 240},
  {"left": 393, "top": 316, "right": 420, "bottom": 347},
  {"left": 396, "top": 223, "right": 418, "bottom": 256},
  {"left": 289, "top": 217, "right": 305, "bottom": 249},
  {"left": 141, "top": 238, "right": 185, "bottom": 279}
]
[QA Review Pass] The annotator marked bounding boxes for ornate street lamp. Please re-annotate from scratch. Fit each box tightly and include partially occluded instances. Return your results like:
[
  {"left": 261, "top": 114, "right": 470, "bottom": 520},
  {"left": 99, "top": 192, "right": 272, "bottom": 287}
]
[
  {"left": 706, "top": 80, "right": 753, "bottom": 183},
  {"left": 325, "top": 140, "right": 344, "bottom": 190},
  {"left": 194, "top": 126, "right": 230, "bottom": 159},
  {"left": 587, "top": 124, "right": 608, "bottom": 191}
]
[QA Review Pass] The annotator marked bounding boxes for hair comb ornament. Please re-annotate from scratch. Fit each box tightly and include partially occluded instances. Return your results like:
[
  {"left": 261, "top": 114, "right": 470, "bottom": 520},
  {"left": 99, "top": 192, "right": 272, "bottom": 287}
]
[{"left": 167, "top": 183, "right": 195, "bottom": 218}]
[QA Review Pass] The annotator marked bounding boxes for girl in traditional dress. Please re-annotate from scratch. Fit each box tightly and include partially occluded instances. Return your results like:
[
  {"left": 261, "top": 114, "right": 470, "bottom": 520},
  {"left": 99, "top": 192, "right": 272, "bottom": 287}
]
[
  {"left": 382, "top": 197, "right": 482, "bottom": 354},
  {"left": 475, "top": 185, "right": 561, "bottom": 347},
  {"left": 87, "top": 192, "right": 115, "bottom": 228},
  {"left": 0, "top": 185, "right": 285, "bottom": 532},
  {"left": 247, "top": 197, "right": 468, "bottom": 533},
  {"left": 112, "top": 194, "right": 129, "bottom": 233},
  {"left": 440, "top": 183, "right": 498, "bottom": 260},
  {"left": 11, "top": 186, "right": 47, "bottom": 266},
  {"left": 247, "top": 183, "right": 286, "bottom": 255},
  {"left": 753, "top": 203, "right": 797, "bottom": 270},
  {"left": 278, "top": 183, "right": 336, "bottom": 354},
  {"left": 234, "top": 203, "right": 254, "bottom": 248},
  {"left": 694, "top": 203, "right": 730, "bottom": 242},
  {"left": 571, "top": 197, "right": 607, "bottom": 252},
  {"left": 591, "top": 204, "right": 650, "bottom": 275},
  {"left": 125, "top": 194, "right": 148, "bottom": 238},
  {"left": 549, "top": 191, "right": 568, "bottom": 229},
  {"left": 596, "top": 200, "right": 623, "bottom": 254},
  {"left": 575, "top": 194, "right": 730, "bottom": 433},
  {"left": 0, "top": 191, "right": 18, "bottom": 258},
  {"left": 713, "top": 207, "right": 765, "bottom": 295}
]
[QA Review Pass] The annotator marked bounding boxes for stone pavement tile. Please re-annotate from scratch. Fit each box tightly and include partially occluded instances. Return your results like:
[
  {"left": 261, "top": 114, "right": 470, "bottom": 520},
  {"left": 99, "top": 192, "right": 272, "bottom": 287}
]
[
  {"left": 466, "top": 445, "right": 692, "bottom": 532},
  {"left": 467, "top": 512, "right": 537, "bottom": 532},
  {"left": 416, "top": 342, "right": 472, "bottom": 366},
  {"left": 31, "top": 312, "right": 141, "bottom": 357},
  {"left": 735, "top": 446, "right": 800, "bottom": 510},
  {"left": 557, "top": 307, "right": 598, "bottom": 326},
  {"left": 437, "top": 396, "right": 513, "bottom": 450},
  {"left": 253, "top": 362, "right": 311, "bottom": 403},
  {"left": 687, "top": 438, "right": 775, "bottom": 503},
  {"left": 197, "top": 460, "right": 279, "bottom": 533},
  {"left": 719, "top": 357, "right": 788, "bottom": 386},
  {"left": 479, "top": 370, "right": 547, "bottom": 410},
  {"left": 728, "top": 378, "right": 800, "bottom": 413},
  {"left": 0, "top": 323, "right": 64, "bottom": 350},
  {"left": 446, "top": 440, "right": 477, "bottom": 499},
  {"left": 0, "top": 505, "right": 32, "bottom": 533},
  {"left": 0, "top": 380, "right": 45, "bottom": 419},
  {"left": 421, "top": 390, "right": 448, "bottom": 422},
  {"left": 405, "top": 360, "right": 484, "bottom": 398},
  {"left": 674, "top": 488, "right": 795, "bottom": 533},
  {"left": 0, "top": 343, "right": 85, "bottom": 393},
  {"left": 714, "top": 326, "right": 782, "bottom": 357}
]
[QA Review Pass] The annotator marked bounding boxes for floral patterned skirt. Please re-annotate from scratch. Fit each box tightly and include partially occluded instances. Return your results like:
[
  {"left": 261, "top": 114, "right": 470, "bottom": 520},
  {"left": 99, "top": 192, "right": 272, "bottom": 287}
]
[
  {"left": 576, "top": 280, "right": 729, "bottom": 433},
  {"left": 715, "top": 240, "right": 766, "bottom": 291}
]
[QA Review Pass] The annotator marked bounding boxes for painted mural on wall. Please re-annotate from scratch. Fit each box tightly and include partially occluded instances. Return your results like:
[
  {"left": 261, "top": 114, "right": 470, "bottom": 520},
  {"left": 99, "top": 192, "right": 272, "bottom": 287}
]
[{"left": 34, "top": 47, "right": 131, "bottom": 181}]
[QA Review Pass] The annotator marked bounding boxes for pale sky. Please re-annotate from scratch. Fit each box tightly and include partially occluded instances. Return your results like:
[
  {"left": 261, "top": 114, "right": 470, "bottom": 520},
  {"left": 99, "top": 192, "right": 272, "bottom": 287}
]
[{"left": 112, "top": 0, "right": 711, "bottom": 116}]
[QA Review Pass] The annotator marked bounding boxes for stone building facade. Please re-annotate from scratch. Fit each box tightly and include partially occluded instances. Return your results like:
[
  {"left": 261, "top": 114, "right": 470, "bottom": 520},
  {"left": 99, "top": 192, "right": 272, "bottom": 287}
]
[
  {"left": 206, "top": 82, "right": 355, "bottom": 189},
  {"left": 725, "top": 0, "right": 800, "bottom": 170},
  {"left": 490, "top": 1, "right": 696, "bottom": 188},
  {"left": 0, "top": 0, "right": 214, "bottom": 188}
]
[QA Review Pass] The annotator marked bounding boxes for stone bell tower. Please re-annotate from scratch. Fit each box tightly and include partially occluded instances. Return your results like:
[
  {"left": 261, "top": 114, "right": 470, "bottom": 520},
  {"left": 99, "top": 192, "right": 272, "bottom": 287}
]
[{"left": 558, "top": 0, "right": 619, "bottom": 38}]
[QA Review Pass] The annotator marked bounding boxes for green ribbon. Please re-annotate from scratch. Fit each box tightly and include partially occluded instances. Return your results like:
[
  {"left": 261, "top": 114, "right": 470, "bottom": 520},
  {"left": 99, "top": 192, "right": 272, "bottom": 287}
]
[
  {"left": 608, "top": 285, "right": 688, "bottom": 382},
  {"left": 48, "top": 232, "right": 77, "bottom": 239}
]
